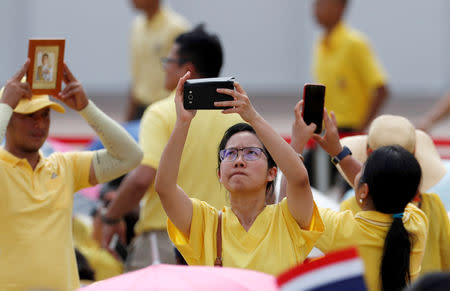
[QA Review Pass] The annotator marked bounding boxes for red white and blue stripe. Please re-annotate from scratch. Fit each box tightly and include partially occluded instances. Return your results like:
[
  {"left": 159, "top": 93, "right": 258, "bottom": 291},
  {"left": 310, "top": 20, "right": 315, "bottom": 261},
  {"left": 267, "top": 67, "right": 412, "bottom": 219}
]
[{"left": 277, "top": 247, "right": 367, "bottom": 291}]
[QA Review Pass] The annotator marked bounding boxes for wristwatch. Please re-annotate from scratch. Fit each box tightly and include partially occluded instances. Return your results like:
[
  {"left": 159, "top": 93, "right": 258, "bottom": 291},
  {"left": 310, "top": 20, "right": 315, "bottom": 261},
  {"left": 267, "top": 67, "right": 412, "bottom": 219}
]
[
  {"left": 100, "top": 208, "right": 121, "bottom": 225},
  {"left": 331, "top": 146, "right": 352, "bottom": 165}
]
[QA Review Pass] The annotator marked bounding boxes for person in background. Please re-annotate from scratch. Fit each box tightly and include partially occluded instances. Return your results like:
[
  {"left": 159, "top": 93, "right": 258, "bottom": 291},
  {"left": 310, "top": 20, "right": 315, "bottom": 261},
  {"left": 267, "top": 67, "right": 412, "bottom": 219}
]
[
  {"left": 75, "top": 249, "right": 95, "bottom": 287},
  {"left": 313, "top": 0, "right": 388, "bottom": 132},
  {"left": 0, "top": 60, "right": 142, "bottom": 291},
  {"left": 126, "top": 0, "right": 190, "bottom": 120},
  {"left": 417, "top": 90, "right": 450, "bottom": 132},
  {"left": 308, "top": 0, "right": 389, "bottom": 192},
  {"left": 101, "top": 25, "right": 244, "bottom": 270},
  {"left": 73, "top": 208, "right": 124, "bottom": 281}
]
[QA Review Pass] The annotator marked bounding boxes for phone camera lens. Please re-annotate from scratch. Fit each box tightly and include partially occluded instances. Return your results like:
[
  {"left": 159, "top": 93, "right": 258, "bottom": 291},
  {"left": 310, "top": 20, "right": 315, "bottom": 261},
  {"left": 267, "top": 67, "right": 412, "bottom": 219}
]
[{"left": 188, "top": 94, "right": 193, "bottom": 100}]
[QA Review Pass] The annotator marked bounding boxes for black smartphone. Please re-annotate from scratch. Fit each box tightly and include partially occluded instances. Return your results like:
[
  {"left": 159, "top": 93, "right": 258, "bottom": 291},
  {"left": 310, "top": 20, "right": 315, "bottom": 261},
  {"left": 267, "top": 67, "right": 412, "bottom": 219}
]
[
  {"left": 183, "top": 77, "right": 235, "bottom": 110},
  {"left": 109, "top": 234, "right": 128, "bottom": 262},
  {"left": 302, "top": 83, "right": 326, "bottom": 134}
]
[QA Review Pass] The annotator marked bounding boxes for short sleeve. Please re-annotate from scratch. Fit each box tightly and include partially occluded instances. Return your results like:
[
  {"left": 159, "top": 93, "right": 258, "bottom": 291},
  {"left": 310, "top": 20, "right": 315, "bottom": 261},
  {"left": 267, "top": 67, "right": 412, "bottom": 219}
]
[
  {"left": 139, "top": 100, "right": 174, "bottom": 169},
  {"left": 352, "top": 38, "right": 387, "bottom": 91},
  {"left": 63, "top": 151, "right": 94, "bottom": 192},
  {"left": 315, "top": 208, "right": 355, "bottom": 253},
  {"left": 405, "top": 203, "right": 429, "bottom": 278},
  {"left": 167, "top": 198, "right": 218, "bottom": 265},
  {"left": 280, "top": 199, "right": 324, "bottom": 254}
]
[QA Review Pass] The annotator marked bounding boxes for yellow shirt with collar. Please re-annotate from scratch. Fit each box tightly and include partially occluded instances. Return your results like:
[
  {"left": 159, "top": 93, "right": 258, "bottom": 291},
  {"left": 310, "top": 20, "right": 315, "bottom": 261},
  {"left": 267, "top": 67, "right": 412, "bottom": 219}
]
[
  {"left": 341, "top": 193, "right": 450, "bottom": 274},
  {"left": 130, "top": 8, "right": 190, "bottom": 106},
  {"left": 134, "top": 92, "right": 244, "bottom": 234},
  {"left": 168, "top": 198, "right": 324, "bottom": 276},
  {"left": 313, "top": 22, "right": 387, "bottom": 129},
  {"left": 0, "top": 148, "right": 93, "bottom": 291},
  {"left": 317, "top": 204, "right": 428, "bottom": 291}
]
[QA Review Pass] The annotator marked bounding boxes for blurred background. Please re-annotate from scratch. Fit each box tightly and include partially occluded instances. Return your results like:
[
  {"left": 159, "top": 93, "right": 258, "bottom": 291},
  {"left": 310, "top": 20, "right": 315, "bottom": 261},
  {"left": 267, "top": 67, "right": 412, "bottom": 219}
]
[{"left": 1, "top": 0, "right": 449, "bottom": 136}]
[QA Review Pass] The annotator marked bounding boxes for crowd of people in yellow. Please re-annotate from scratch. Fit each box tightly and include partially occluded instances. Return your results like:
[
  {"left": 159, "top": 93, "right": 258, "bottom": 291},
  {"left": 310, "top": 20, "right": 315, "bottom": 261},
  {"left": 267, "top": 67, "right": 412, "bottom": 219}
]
[{"left": 0, "top": 0, "right": 449, "bottom": 291}]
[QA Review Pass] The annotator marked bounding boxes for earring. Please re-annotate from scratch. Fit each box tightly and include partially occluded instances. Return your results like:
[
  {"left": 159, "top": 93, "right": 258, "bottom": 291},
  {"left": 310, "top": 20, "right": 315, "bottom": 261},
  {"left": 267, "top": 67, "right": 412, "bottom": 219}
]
[{"left": 359, "top": 198, "right": 363, "bottom": 204}]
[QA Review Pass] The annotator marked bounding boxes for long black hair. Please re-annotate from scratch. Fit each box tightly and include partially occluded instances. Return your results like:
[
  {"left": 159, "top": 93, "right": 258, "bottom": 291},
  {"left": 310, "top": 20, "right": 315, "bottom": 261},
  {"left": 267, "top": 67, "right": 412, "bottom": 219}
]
[
  {"left": 359, "top": 145, "right": 421, "bottom": 291},
  {"left": 218, "top": 123, "right": 277, "bottom": 203}
]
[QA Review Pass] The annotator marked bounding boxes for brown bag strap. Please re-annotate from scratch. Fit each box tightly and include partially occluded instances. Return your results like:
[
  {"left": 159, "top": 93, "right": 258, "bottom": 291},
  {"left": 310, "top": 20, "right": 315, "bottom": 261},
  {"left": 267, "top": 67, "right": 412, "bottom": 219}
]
[{"left": 214, "top": 211, "right": 223, "bottom": 267}]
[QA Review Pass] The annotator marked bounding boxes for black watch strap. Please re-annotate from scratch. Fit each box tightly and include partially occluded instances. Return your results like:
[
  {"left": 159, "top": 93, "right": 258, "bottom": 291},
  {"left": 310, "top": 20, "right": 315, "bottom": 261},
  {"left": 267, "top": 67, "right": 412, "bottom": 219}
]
[
  {"left": 331, "top": 146, "right": 352, "bottom": 165},
  {"left": 100, "top": 208, "right": 121, "bottom": 225}
]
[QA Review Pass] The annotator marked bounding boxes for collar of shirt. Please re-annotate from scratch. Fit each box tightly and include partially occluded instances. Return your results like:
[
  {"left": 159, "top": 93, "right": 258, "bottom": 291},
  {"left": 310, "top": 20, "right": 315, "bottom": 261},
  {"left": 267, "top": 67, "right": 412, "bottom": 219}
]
[
  {"left": 319, "top": 22, "right": 348, "bottom": 50},
  {"left": 354, "top": 207, "right": 412, "bottom": 227},
  {"left": 0, "top": 147, "right": 46, "bottom": 171},
  {"left": 144, "top": 7, "right": 168, "bottom": 29}
]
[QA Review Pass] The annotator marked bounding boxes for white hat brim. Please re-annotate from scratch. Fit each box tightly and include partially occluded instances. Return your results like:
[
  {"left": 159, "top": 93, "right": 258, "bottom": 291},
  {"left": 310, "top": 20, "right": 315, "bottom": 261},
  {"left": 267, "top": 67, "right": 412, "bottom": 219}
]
[{"left": 336, "top": 131, "right": 446, "bottom": 193}]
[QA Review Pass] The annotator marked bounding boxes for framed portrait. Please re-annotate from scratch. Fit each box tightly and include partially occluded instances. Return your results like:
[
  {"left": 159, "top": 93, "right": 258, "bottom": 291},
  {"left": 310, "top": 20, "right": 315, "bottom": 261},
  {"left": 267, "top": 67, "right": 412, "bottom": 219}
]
[{"left": 27, "top": 39, "right": 65, "bottom": 95}]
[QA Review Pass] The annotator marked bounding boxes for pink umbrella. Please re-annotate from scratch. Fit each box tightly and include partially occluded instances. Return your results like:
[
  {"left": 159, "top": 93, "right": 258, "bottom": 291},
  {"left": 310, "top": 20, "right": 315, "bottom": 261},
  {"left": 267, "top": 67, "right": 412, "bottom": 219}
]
[{"left": 79, "top": 264, "right": 278, "bottom": 291}]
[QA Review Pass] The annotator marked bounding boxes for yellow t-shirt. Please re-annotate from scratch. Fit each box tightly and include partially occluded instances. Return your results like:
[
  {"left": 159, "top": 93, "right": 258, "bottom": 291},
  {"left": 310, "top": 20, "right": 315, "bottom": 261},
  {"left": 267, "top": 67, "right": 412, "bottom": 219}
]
[
  {"left": 317, "top": 204, "right": 428, "bottom": 291},
  {"left": 0, "top": 148, "right": 93, "bottom": 291},
  {"left": 134, "top": 92, "right": 244, "bottom": 234},
  {"left": 313, "top": 22, "right": 387, "bottom": 129},
  {"left": 72, "top": 217, "right": 123, "bottom": 281},
  {"left": 130, "top": 8, "right": 190, "bottom": 105},
  {"left": 168, "top": 198, "right": 324, "bottom": 276},
  {"left": 341, "top": 193, "right": 450, "bottom": 274}
]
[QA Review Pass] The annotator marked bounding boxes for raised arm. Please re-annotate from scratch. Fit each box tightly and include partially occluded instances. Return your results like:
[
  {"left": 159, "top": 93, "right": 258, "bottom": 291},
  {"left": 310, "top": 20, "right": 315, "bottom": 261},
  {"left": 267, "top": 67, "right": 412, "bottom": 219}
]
[
  {"left": 215, "top": 85, "right": 314, "bottom": 229},
  {"left": 313, "top": 110, "right": 362, "bottom": 186},
  {"left": 418, "top": 91, "right": 450, "bottom": 132},
  {"left": 0, "top": 60, "right": 32, "bottom": 144},
  {"left": 55, "top": 63, "right": 143, "bottom": 186},
  {"left": 279, "top": 100, "right": 317, "bottom": 201},
  {"left": 154, "top": 72, "right": 194, "bottom": 237}
]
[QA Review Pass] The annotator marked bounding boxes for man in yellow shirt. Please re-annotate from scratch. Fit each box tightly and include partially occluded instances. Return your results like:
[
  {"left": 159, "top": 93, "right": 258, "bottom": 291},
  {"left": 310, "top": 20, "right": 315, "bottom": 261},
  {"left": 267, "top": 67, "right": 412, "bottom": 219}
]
[
  {"left": 0, "top": 61, "right": 142, "bottom": 291},
  {"left": 126, "top": 0, "right": 190, "bottom": 120},
  {"left": 313, "top": 0, "right": 389, "bottom": 132},
  {"left": 101, "top": 25, "right": 243, "bottom": 270},
  {"left": 309, "top": 0, "right": 389, "bottom": 193}
]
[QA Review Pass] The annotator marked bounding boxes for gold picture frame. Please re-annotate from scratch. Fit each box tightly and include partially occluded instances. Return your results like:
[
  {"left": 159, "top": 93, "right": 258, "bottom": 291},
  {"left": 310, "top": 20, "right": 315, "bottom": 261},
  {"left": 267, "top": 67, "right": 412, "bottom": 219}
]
[{"left": 27, "top": 39, "right": 65, "bottom": 95}]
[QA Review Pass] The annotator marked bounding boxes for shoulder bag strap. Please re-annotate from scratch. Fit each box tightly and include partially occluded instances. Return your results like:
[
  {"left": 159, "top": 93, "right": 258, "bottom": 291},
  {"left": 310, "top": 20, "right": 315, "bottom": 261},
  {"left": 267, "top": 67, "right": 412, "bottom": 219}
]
[{"left": 214, "top": 211, "right": 223, "bottom": 267}]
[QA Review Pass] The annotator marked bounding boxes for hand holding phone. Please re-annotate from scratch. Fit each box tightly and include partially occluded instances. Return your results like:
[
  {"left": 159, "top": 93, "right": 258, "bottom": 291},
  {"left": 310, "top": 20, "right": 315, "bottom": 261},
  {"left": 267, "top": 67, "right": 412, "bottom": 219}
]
[
  {"left": 109, "top": 233, "right": 128, "bottom": 262},
  {"left": 183, "top": 77, "right": 235, "bottom": 110},
  {"left": 302, "top": 84, "right": 326, "bottom": 134}
]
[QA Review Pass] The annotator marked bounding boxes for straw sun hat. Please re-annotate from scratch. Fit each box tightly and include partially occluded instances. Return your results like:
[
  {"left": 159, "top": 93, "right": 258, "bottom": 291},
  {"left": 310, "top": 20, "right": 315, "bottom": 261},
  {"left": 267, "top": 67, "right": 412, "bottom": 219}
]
[{"left": 337, "top": 114, "right": 446, "bottom": 193}]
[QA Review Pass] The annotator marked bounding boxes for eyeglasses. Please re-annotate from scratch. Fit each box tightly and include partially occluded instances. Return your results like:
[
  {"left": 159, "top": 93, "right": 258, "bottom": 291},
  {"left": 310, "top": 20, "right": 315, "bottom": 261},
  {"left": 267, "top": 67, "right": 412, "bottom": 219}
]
[
  {"left": 219, "top": 147, "right": 267, "bottom": 162},
  {"left": 160, "top": 57, "right": 186, "bottom": 66}
]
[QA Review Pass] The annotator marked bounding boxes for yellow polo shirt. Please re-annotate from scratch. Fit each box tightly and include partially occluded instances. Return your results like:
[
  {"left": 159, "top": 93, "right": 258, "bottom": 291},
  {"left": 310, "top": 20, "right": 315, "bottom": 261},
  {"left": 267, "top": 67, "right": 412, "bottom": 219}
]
[
  {"left": 0, "top": 148, "right": 93, "bottom": 291},
  {"left": 134, "top": 92, "right": 244, "bottom": 234},
  {"left": 168, "top": 198, "right": 324, "bottom": 275},
  {"left": 341, "top": 193, "right": 450, "bottom": 274},
  {"left": 317, "top": 204, "right": 428, "bottom": 291},
  {"left": 130, "top": 8, "right": 190, "bottom": 106},
  {"left": 313, "top": 22, "right": 387, "bottom": 129}
]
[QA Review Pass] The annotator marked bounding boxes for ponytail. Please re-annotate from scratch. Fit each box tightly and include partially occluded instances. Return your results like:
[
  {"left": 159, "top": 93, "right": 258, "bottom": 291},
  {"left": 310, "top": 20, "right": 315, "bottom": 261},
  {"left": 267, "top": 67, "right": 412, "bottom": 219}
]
[
  {"left": 361, "top": 146, "right": 421, "bottom": 291},
  {"left": 380, "top": 217, "right": 412, "bottom": 291}
]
